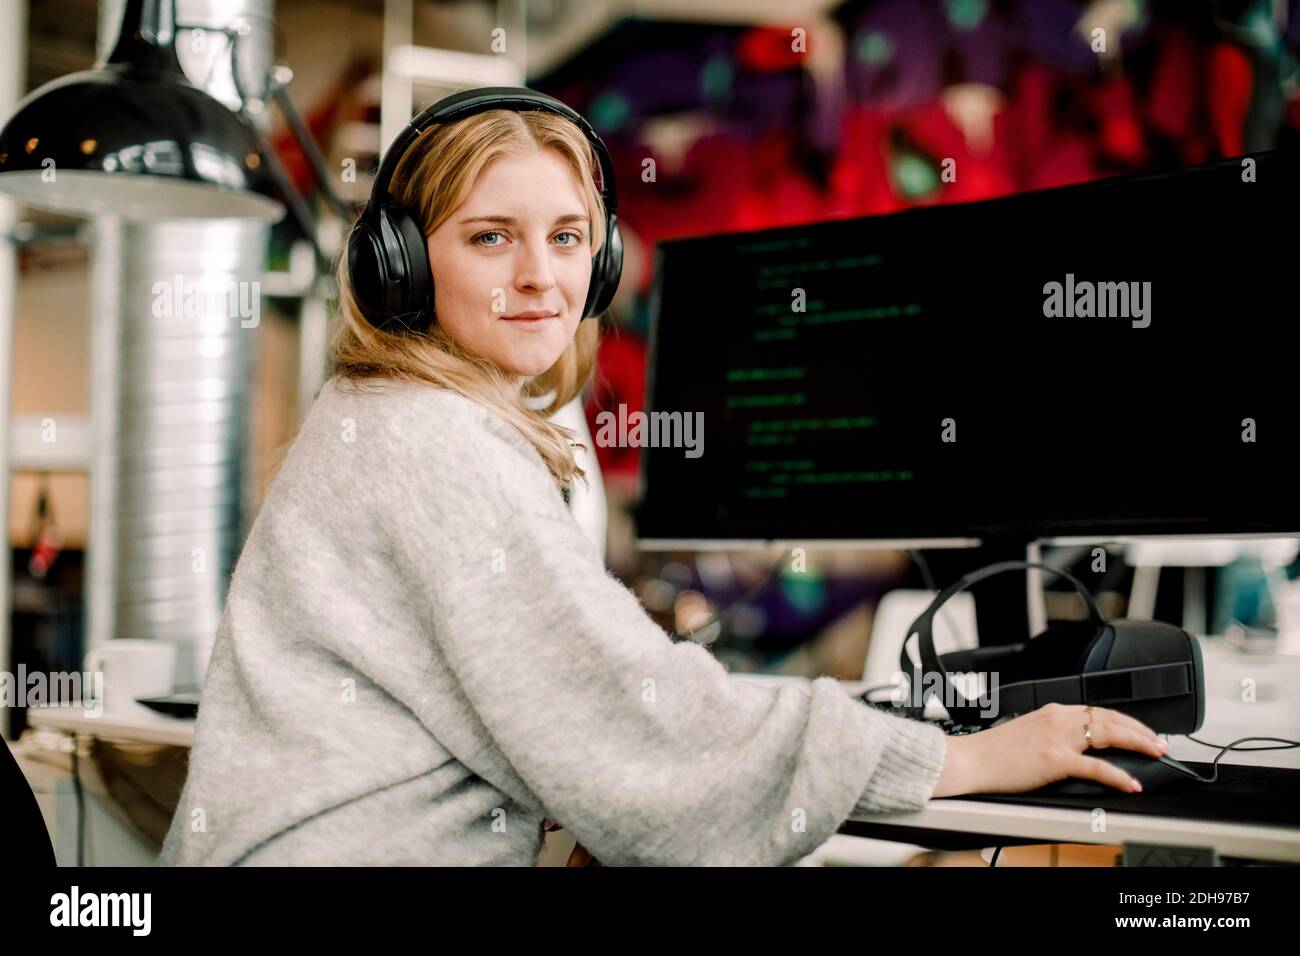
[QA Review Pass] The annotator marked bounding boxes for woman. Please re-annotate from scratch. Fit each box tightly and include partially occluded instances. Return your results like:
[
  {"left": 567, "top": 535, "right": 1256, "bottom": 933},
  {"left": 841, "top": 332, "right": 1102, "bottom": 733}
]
[{"left": 159, "top": 91, "right": 1167, "bottom": 866}]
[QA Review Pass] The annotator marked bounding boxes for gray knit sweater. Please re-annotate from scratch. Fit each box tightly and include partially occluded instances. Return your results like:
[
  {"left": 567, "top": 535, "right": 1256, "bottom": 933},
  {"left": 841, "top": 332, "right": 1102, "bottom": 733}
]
[{"left": 158, "top": 374, "right": 947, "bottom": 866}]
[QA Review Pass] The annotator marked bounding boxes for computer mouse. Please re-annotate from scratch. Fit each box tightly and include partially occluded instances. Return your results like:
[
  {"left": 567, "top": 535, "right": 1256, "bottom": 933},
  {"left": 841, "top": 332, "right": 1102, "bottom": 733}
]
[{"left": 1040, "top": 747, "right": 1204, "bottom": 797}]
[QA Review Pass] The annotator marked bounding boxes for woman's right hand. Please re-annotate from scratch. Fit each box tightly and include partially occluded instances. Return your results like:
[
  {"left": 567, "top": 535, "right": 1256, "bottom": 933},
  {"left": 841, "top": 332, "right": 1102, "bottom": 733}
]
[{"left": 931, "top": 702, "right": 1168, "bottom": 798}]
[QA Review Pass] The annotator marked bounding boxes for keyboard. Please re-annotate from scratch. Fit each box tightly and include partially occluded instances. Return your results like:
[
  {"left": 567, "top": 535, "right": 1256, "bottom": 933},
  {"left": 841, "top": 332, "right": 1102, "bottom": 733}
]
[
  {"left": 934, "top": 719, "right": 984, "bottom": 736},
  {"left": 858, "top": 696, "right": 984, "bottom": 736}
]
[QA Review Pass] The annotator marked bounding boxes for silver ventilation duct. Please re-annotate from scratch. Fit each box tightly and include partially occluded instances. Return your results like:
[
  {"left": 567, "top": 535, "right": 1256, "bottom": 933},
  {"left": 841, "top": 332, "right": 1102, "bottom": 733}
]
[{"left": 87, "top": 0, "right": 276, "bottom": 688}]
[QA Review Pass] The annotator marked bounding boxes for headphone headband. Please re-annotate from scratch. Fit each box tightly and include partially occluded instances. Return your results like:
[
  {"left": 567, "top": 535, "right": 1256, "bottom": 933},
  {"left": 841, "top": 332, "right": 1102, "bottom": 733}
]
[
  {"left": 346, "top": 86, "right": 624, "bottom": 333},
  {"left": 371, "top": 87, "right": 619, "bottom": 216}
]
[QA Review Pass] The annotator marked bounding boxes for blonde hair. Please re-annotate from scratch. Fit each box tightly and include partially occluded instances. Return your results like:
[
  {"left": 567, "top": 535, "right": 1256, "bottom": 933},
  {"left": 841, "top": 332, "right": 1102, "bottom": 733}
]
[{"left": 330, "top": 106, "right": 608, "bottom": 488}]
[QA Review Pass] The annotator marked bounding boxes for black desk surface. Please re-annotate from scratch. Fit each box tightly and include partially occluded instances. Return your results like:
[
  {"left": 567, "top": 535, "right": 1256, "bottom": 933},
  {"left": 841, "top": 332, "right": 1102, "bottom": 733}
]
[{"left": 953, "top": 760, "right": 1300, "bottom": 828}]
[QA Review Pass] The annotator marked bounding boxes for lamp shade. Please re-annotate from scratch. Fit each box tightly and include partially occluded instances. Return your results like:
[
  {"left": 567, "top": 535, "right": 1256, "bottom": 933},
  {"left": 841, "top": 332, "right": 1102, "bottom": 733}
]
[{"left": 0, "top": 0, "right": 285, "bottom": 222}]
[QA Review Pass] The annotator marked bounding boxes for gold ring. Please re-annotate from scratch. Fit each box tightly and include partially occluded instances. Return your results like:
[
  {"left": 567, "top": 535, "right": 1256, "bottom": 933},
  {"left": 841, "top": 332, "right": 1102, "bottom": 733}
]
[{"left": 1084, "top": 725, "right": 1093, "bottom": 748}]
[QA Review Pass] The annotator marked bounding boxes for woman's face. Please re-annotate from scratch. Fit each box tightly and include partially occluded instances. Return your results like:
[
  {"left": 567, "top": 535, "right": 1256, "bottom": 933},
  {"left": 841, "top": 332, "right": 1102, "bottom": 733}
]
[{"left": 425, "top": 147, "right": 592, "bottom": 379}]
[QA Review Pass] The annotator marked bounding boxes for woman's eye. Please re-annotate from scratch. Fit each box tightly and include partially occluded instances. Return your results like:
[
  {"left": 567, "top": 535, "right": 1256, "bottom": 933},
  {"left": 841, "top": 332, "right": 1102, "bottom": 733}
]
[{"left": 472, "top": 230, "right": 584, "bottom": 248}]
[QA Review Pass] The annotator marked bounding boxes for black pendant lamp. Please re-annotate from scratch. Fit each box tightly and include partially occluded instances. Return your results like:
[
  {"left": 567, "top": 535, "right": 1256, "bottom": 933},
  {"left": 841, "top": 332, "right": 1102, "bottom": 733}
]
[{"left": 0, "top": 0, "right": 285, "bottom": 221}]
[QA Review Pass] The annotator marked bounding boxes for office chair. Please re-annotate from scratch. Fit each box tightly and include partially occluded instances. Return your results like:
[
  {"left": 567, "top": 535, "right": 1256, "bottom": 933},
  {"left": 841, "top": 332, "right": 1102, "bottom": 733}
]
[{"left": 2, "top": 733, "right": 58, "bottom": 867}]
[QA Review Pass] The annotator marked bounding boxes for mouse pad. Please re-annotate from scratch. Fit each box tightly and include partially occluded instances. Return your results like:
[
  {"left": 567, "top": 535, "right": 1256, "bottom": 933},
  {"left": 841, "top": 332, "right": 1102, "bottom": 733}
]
[{"left": 953, "top": 761, "right": 1300, "bottom": 827}]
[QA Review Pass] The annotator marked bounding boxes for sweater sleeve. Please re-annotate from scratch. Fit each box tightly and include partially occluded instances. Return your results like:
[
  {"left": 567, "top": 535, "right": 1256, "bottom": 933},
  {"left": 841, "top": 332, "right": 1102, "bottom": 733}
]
[{"left": 380, "top": 402, "right": 948, "bottom": 866}]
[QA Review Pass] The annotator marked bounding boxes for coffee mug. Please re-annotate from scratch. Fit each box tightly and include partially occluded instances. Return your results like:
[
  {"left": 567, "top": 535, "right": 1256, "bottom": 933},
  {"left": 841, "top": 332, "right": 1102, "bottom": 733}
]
[{"left": 83, "top": 640, "right": 177, "bottom": 718}]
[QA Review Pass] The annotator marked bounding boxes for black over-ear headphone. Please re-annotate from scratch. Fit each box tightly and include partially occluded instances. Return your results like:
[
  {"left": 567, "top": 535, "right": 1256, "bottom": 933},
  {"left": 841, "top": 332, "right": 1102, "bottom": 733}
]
[
  {"left": 346, "top": 86, "right": 624, "bottom": 334},
  {"left": 897, "top": 561, "right": 1205, "bottom": 734}
]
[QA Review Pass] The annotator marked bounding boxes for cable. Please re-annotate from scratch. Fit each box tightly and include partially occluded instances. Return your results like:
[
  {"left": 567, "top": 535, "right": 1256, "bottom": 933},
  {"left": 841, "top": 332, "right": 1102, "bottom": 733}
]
[
  {"left": 1183, "top": 733, "right": 1300, "bottom": 753},
  {"left": 975, "top": 736, "right": 1300, "bottom": 868},
  {"left": 69, "top": 736, "right": 85, "bottom": 867},
  {"left": 1167, "top": 734, "right": 1300, "bottom": 784}
]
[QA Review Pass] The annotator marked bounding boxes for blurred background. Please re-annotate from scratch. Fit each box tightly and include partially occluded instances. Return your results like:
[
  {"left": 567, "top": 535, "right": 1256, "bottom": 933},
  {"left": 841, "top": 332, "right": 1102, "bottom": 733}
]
[{"left": 4, "top": 0, "right": 1300, "bottom": 748}]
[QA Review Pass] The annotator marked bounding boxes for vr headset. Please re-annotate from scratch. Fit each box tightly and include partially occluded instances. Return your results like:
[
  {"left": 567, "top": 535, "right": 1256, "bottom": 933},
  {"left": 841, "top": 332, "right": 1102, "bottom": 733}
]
[{"left": 895, "top": 560, "right": 1205, "bottom": 734}]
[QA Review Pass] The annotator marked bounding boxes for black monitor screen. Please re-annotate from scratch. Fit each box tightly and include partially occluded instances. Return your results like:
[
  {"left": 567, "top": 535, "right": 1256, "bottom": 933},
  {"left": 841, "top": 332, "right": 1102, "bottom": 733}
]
[{"left": 636, "top": 150, "right": 1299, "bottom": 543}]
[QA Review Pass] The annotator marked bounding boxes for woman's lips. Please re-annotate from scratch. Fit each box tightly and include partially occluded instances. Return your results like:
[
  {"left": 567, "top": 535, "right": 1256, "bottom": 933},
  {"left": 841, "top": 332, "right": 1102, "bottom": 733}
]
[{"left": 501, "top": 312, "right": 558, "bottom": 329}]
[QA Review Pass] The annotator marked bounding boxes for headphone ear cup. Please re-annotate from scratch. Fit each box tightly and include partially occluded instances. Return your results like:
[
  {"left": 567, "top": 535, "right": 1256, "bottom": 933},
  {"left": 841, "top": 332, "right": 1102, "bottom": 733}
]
[
  {"left": 345, "top": 205, "right": 434, "bottom": 332},
  {"left": 583, "top": 212, "right": 623, "bottom": 319},
  {"left": 346, "top": 212, "right": 389, "bottom": 320},
  {"left": 387, "top": 206, "right": 434, "bottom": 330}
]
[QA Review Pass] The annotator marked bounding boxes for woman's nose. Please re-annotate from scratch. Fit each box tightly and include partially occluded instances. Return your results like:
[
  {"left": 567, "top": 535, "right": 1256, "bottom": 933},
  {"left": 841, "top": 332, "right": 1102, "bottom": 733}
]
[{"left": 513, "top": 241, "right": 556, "bottom": 291}]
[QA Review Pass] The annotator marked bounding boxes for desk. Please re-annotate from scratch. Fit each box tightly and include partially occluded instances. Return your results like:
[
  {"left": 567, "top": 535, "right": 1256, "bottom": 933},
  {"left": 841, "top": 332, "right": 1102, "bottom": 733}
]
[
  {"left": 843, "top": 637, "right": 1300, "bottom": 865},
  {"left": 19, "top": 707, "right": 195, "bottom": 866},
  {"left": 26, "top": 705, "right": 196, "bottom": 748},
  {"left": 844, "top": 791, "right": 1300, "bottom": 864},
  {"left": 25, "top": 641, "right": 1300, "bottom": 865}
]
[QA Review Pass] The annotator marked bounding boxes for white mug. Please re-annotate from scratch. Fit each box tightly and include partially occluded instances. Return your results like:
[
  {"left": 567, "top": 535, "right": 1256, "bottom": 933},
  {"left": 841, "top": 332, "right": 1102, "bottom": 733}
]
[{"left": 83, "top": 640, "right": 177, "bottom": 718}]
